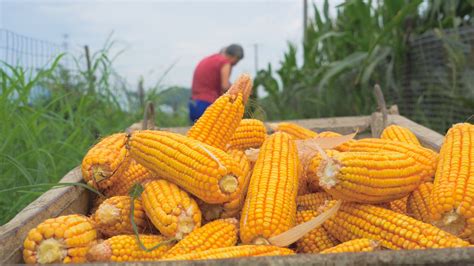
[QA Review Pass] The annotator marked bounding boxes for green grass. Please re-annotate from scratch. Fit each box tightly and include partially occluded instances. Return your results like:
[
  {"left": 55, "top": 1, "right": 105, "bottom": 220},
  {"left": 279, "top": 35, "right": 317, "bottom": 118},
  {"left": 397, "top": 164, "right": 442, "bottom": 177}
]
[{"left": 0, "top": 47, "right": 189, "bottom": 224}]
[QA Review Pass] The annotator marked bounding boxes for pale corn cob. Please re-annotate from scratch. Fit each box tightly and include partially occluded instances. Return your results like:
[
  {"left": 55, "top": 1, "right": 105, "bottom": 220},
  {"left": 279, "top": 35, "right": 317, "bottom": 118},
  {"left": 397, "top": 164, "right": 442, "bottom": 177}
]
[
  {"left": 86, "top": 235, "right": 173, "bottom": 262},
  {"left": 141, "top": 180, "right": 201, "bottom": 239},
  {"left": 129, "top": 130, "right": 243, "bottom": 204},
  {"left": 187, "top": 74, "right": 252, "bottom": 150},
  {"left": 162, "top": 218, "right": 238, "bottom": 258},
  {"left": 23, "top": 215, "right": 98, "bottom": 264},
  {"left": 320, "top": 238, "right": 379, "bottom": 254},
  {"left": 323, "top": 202, "right": 469, "bottom": 249},
  {"left": 429, "top": 123, "right": 474, "bottom": 241},
  {"left": 240, "top": 132, "right": 299, "bottom": 244}
]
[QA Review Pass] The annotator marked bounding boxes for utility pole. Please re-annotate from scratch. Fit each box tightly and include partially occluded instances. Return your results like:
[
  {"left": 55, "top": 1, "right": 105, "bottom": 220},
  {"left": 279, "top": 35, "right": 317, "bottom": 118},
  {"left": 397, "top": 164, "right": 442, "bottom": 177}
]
[
  {"left": 253, "top": 43, "right": 259, "bottom": 75},
  {"left": 303, "top": 0, "right": 308, "bottom": 44}
]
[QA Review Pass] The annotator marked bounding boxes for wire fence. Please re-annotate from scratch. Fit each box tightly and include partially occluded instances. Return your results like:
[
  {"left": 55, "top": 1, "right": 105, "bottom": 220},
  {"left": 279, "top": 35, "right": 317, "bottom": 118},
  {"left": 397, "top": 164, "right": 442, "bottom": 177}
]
[
  {"left": 390, "top": 26, "right": 474, "bottom": 133},
  {"left": 0, "top": 29, "right": 66, "bottom": 72}
]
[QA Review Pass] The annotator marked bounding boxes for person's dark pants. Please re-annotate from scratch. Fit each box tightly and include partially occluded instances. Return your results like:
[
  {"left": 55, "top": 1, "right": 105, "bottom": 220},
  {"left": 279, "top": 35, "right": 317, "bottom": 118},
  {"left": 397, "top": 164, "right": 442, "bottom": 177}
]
[{"left": 188, "top": 99, "right": 212, "bottom": 123}]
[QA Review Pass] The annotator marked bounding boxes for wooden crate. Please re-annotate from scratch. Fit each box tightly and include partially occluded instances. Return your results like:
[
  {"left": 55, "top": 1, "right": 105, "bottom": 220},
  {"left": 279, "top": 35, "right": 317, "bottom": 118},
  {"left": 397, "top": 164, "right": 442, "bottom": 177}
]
[{"left": 1, "top": 114, "right": 472, "bottom": 265}]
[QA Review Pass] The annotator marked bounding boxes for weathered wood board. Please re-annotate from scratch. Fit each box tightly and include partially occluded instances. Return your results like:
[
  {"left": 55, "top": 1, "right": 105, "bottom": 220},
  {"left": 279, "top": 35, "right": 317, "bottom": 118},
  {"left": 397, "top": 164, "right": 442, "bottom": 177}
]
[{"left": 2, "top": 114, "right": 470, "bottom": 265}]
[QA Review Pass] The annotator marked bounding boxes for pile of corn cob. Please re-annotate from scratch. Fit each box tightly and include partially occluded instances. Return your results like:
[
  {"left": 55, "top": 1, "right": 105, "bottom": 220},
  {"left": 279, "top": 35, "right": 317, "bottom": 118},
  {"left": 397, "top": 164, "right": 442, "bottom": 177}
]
[{"left": 22, "top": 74, "right": 474, "bottom": 264}]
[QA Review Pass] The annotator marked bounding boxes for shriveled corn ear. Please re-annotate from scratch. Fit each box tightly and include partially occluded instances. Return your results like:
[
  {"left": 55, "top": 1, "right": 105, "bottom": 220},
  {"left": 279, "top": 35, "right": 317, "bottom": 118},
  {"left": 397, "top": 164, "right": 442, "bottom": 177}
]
[
  {"left": 86, "top": 235, "right": 173, "bottom": 262},
  {"left": 23, "top": 215, "right": 98, "bottom": 264},
  {"left": 320, "top": 238, "right": 379, "bottom": 254},
  {"left": 297, "top": 161, "right": 310, "bottom": 195},
  {"left": 103, "top": 158, "right": 156, "bottom": 197},
  {"left": 390, "top": 196, "right": 408, "bottom": 214},
  {"left": 227, "top": 119, "right": 267, "bottom": 151},
  {"left": 162, "top": 218, "right": 238, "bottom": 259},
  {"left": 240, "top": 132, "right": 299, "bottom": 244},
  {"left": 318, "top": 131, "right": 342, "bottom": 138},
  {"left": 317, "top": 151, "right": 422, "bottom": 203},
  {"left": 429, "top": 123, "right": 474, "bottom": 241},
  {"left": 187, "top": 74, "right": 252, "bottom": 150},
  {"left": 407, "top": 182, "right": 433, "bottom": 223},
  {"left": 268, "top": 122, "right": 317, "bottom": 139},
  {"left": 129, "top": 130, "right": 243, "bottom": 203},
  {"left": 336, "top": 138, "right": 437, "bottom": 182},
  {"left": 296, "top": 210, "right": 338, "bottom": 253},
  {"left": 91, "top": 196, "right": 148, "bottom": 237},
  {"left": 164, "top": 245, "right": 295, "bottom": 261},
  {"left": 306, "top": 150, "right": 340, "bottom": 193},
  {"left": 81, "top": 133, "right": 128, "bottom": 191},
  {"left": 296, "top": 192, "right": 333, "bottom": 211},
  {"left": 141, "top": 180, "right": 201, "bottom": 239},
  {"left": 323, "top": 203, "right": 469, "bottom": 249},
  {"left": 381, "top": 125, "right": 421, "bottom": 146},
  {"left": 199, "top": 149, "right": 253, "bottom": 221}
]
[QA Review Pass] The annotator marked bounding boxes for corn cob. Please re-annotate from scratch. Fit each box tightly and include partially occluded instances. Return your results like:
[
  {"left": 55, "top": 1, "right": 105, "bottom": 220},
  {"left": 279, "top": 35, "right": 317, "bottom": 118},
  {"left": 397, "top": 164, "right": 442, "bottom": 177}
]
[
  {"left": 317, "top": 151, "right": 422, "bottom": 203},
  {"left": 164, "top": 245, "right": 294, "bottom": 261},
  {"left": 81, "top": 133, "right": 128, "bottom": 190},
  {"left": 240, "top": 132, "right": 299, "bottom": 244},
  {"left": 323, "top": 202, "right": 469, "bottom": 249},
  {"left": 86, "top": 235, "right": 173, "bottom": 262},
  {"left": 129, "top": 130, "right": 243, "bottom": 204},
  {"left": 429, "top": 123, "right": 474, "bottom": 241},
  {"left": 296, "top": 192, "right": 333, "bottom": 211},
  {"left": 296, "top": 210, "right": 338, "bottom": 253},
  {"left": 270, "top": 122, "right": 318, "bottom": 139},
  {"left": 103, "top": 158, "right": 157, "bottom": 197},
  {"left": 23, "top": 215, "right": 98, "bottom": 264},
  {"left": 141, "top": 180, "right": 202, "bottom": 239},
  {"left": 318, "top": 131, "right": 342, "bottom": 138},
  {"left": 187, "top": 74, "right": 252, "bottom": 150},
  {"left": 306, "top": 150, "right": 340, "bottom": 193},
  {"left": 199, "top": 149, "right": 252, "bottom": 221},
  {"left": 320, "top": 238, "right": 379, "bottom": 254},
  {"left": 227, "top": 119, "right": 267, "bottom": 151},
  {"left": 336, "top": 138, "right": 437, "bottom": 182},
  {"left": 162, "top": 218, "right": 238, "bottom": 258},
  {"left": 91, "top": 196, "right": 148, "bottom": 237},
  {"left": 381, "top": 125, "right": 421, "bottom": 146},
  {"left": 390, "top": 196, "right": 408, "bottom": 214},
  {"left": 407, "top": 182, "right": 433, "bottom": 223}
]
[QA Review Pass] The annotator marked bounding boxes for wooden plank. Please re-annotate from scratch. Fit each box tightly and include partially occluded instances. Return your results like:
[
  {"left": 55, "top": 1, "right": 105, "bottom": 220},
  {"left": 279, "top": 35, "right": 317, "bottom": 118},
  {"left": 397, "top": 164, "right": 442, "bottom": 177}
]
[{"left": 0, "top": 167, "right": 89, "bottom": 264}]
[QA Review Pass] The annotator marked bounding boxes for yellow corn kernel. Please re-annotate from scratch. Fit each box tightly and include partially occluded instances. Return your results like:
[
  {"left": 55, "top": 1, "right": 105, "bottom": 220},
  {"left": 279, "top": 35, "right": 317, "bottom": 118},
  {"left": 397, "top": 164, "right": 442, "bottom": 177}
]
[
  {"left": 240, "top": 132, "right": 299, "bottom": 244},
  {"left": 141, "top": 180, "right": 201, "bottom": 239},
  {"left": 270, "top": 122, "right": 318, "bottom": 139},
  {"left": 407, "top": 182, "right": 433, "bottom": 223},
  {"left": 23, "top": 215, "right": 97, "bottom": 264},
  {"left": 129, "top": 130, "right": 243, "bottom": 204},
  {"left": 320, "top": 238, "right": 379, "bottom": 254},
  {"left": 162, "top": 218, "right": 238, "bottom": 258},
  {"left": 296, "top": 210, "right": 338, "bottom": 253},
  {"left": 297, "top": 192, "right": 333, "bottom": 211},
  {"left": 187, "top": 74, "right": 252, "bottom": 150},
  {"left": 429, "top": 123, "right": 474, "bottom": 241},
  {"left": 323, "top": 203, "right": 469, "bottom": 249},
  {"left": 91, "top": 196, "right": 148, "bottom": 237},
  {"left": 86, "top": 235, "right": 173, "bottom": 262},
  {"left": 390, "top": 196, "right": 408, "bottom": 214},
  {"left": 381, "top": 125, "right": 421, "bottom": 146},
  {"left": 336, "top": 138, "right": 438, "bottom": 182},
  {"left": 81, "top": 133, "right": 128, "bottom": 191},
  {"left": 227, "top": 119, "right": 267, "bottom": 151},
  {"left": 317, "top": 151, "right": 422, "bottom": 203},
  {"left": 164, "top": 245, "right": 295, "bottom": 261}
]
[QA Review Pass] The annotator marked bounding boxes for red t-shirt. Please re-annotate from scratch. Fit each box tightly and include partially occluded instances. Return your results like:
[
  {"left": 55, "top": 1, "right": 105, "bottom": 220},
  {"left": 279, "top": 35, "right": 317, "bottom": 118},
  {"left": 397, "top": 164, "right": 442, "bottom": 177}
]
[{"left": 191, "top": 53, "right": 231, "bottom": 103}]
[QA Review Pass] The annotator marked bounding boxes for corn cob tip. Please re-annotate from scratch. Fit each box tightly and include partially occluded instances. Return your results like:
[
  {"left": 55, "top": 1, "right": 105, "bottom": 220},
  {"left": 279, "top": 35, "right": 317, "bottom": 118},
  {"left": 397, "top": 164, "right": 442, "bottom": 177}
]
[
  {"left": 253, "top": 237, "right": 271, "bottom": 245},
  {"left": 219, "top": 175, "right": 239, "bottom": 193},
  {"left": 176, "top": 205, "right": 199, "bottom": 240},
  {"left": 94, "top": 202, "right": 120, "bottom": 226},
  {"left": 35, "top": 238, "right": 67, "bottom": 264},
  {"left": 434, "top": 211, "right": 467, "bottom": 236},
  {"left": 317, "top": 158, "right": 341, "bottom": 189},
  {"left": 86, "top": 241, "right": 111, "bottom": 262}
]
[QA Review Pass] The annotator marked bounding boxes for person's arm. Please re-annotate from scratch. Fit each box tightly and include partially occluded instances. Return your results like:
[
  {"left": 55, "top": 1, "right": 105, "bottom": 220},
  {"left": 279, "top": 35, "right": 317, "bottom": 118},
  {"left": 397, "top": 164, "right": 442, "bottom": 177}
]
[{"left": 220, "top": 63, "right": 232, "bottom": 93}]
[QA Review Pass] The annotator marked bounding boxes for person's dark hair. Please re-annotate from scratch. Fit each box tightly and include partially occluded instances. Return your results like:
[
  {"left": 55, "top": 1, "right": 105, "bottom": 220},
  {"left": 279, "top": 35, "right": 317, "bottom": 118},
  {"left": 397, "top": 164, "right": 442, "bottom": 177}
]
[{"left": 224, "top": 44, "right": 244, "bottom": 60}]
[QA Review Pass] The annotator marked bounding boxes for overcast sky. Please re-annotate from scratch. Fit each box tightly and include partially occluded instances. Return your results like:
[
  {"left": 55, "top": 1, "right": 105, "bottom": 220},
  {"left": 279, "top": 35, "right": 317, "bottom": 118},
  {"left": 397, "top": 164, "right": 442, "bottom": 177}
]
[{"left": 1, "top": 0, "right": 342, "bottom": 89}]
